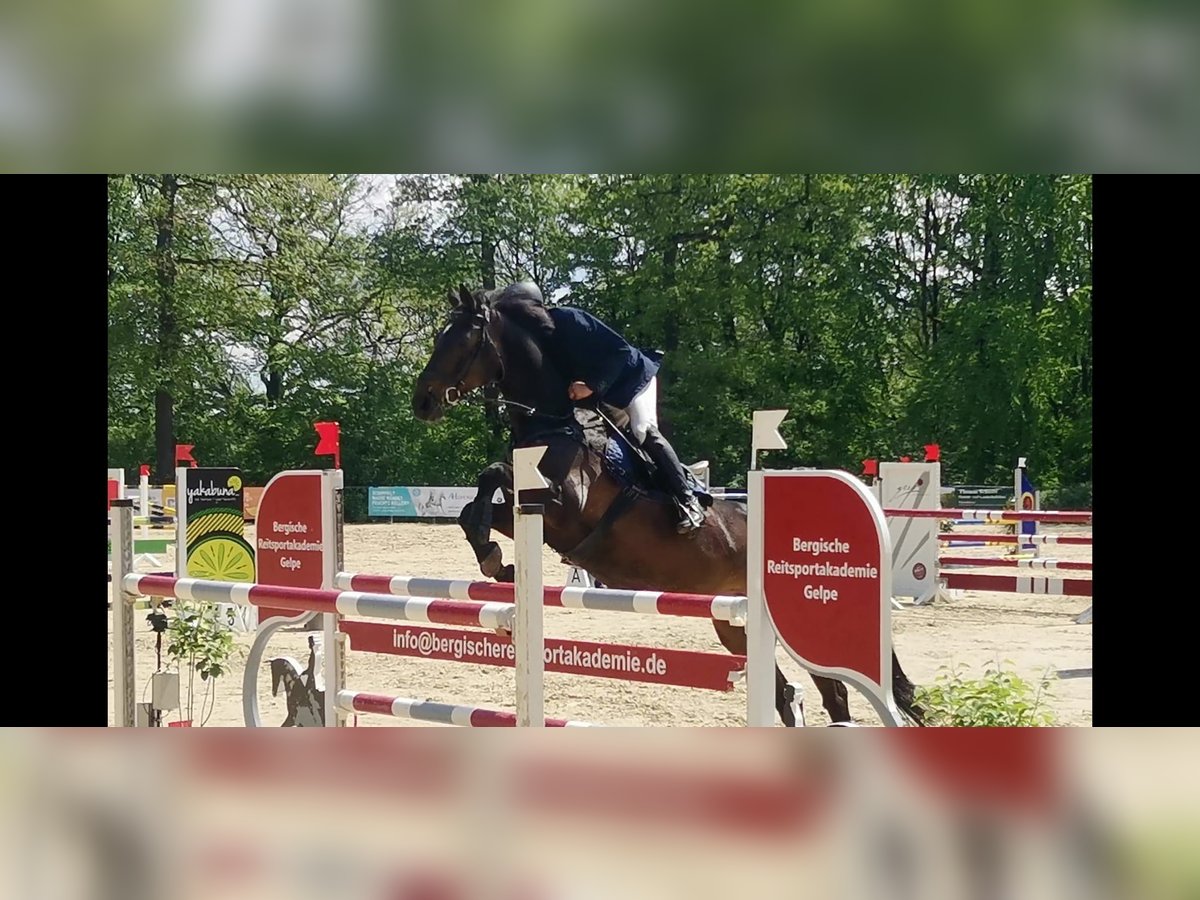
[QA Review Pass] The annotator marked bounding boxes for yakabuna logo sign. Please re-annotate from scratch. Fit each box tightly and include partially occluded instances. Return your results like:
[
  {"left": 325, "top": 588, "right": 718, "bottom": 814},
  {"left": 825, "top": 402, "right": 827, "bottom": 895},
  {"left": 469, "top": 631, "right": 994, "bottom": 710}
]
[{"left": 187, "top": 481, "right": 239, "bottom": 502}]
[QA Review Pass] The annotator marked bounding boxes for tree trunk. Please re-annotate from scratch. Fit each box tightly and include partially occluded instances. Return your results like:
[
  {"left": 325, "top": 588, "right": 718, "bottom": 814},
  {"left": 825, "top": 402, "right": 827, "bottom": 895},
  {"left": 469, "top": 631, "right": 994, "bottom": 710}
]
[
  {"left": 155, "top": 389, "right": 174, "bottom": 483},
  {"left": 475, "top": 174, "right": 498, "bottom": 290},
  {"left": 154, "top": 175, "right": 179, "bottom": 482},
  {"left": 264, "top": 225, "right": 289, "bottom": 404},
  {"left": 475, "top": 176, "right": 503, "bottom": 439},
  {"left": 658, "top": 237, "right": 680, "bottom": 439},
  {"left": 481, "top": 236, "right": 496, "bottom": 290},
  {"left": 920, "top": 191, "right": 943, "bottom": 349},
  {"left": 718, "top": 242, "right": 737, "bottom": 346}
]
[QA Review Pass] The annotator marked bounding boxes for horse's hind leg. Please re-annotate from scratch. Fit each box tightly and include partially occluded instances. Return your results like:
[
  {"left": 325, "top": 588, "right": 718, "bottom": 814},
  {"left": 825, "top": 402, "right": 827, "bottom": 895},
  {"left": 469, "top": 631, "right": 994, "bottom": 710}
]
[
  {"left": 714, "top": 620, "right": 857, "bottom": 726},
  {"left": 891, "top": 650, "right": 926, "bottom": 726},
  {"left": 814, "top": 657, "right": 926, "bottom": 725},
  {"left": 712, "top": 620, "right": 797, "bottom": 727},
  {"left": 811, "top": 676, "right": 852, "bottom": 723},
  {"left": 459, "top": 462, "right": 516, "bottom": 580}
]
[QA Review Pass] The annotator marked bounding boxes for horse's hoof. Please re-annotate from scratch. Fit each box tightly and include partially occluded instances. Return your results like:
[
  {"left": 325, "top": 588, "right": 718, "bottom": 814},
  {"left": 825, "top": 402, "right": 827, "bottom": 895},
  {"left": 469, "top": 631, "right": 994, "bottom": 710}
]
[
  {"left": 497, "top": 564, "right": 515, "bottom": 583},
  {"left": 481, "top": 544, "right": 504, "bottom": 578},
  {"left": 785, "top": 682, "right": 805, "bottom": 727}
]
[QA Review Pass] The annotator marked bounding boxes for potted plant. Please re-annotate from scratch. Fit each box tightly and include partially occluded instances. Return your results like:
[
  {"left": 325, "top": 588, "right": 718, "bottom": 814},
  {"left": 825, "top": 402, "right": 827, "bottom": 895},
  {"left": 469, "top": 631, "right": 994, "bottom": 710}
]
[{"left": 165, "top": 601, "right": 235, "bottom": 726}]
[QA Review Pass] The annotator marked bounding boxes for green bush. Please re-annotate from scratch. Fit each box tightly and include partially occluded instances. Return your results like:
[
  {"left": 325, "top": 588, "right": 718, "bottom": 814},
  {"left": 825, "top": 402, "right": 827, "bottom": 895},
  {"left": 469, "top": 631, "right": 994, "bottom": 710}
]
[
  {"left": 915, "top": 661, "right": 1057, "bottom": 726},
  {"left": 1043, "top": 482, "right": 1092, "bottom": 510},
  {"left": 343, "top": 485, "right": 370, "bottom": 522}
]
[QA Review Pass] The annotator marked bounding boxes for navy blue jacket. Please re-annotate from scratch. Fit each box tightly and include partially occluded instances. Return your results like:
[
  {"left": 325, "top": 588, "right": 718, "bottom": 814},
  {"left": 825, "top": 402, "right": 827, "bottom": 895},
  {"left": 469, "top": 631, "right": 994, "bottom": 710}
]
[{"left": 546, "top": 307, "right": 660, "bottom": 409}]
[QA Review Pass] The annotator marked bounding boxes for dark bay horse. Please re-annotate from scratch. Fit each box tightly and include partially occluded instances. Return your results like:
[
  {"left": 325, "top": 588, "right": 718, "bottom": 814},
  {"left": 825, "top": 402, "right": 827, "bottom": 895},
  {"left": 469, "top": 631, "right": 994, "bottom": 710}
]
[{"left": 412, "top": 285, "right": 924, "bottom": 726}]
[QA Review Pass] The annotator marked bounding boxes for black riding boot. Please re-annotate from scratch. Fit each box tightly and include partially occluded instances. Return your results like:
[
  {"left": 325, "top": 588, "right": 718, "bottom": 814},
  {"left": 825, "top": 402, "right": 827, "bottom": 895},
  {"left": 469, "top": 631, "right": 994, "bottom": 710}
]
[{"left": 640, "top": 426, "right": 706, "bottom": 533}]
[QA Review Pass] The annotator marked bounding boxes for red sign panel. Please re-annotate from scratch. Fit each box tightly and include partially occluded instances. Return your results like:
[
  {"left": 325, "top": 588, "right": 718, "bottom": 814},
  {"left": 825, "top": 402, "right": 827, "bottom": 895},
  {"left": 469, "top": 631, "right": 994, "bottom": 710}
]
[
  {"left": 761, "top": 471, "right": 888, "bottom": 689},
  {"left": 340, "top": 621, "right": 745, "bottom": 692},
  {"left": 255, "top": 472, "right": 326, "bottom": 621}
]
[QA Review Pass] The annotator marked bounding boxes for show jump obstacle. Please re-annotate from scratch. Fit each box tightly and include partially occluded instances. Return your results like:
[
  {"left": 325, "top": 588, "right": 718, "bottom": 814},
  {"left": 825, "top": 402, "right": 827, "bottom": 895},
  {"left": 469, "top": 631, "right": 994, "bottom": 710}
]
[
  {"left": 113, "top": 411, "right": 910, "bottom": 728},
  {"left": 864, "top": 453, "right": 1092, "bottom": 622}
]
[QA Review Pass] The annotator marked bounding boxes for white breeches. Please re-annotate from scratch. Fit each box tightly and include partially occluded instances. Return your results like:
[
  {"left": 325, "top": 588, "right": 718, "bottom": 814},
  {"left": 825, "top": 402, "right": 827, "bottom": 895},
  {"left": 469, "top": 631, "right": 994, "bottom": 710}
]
[{"left": 624, "top": 377, "right": 658, "bottom": 443}]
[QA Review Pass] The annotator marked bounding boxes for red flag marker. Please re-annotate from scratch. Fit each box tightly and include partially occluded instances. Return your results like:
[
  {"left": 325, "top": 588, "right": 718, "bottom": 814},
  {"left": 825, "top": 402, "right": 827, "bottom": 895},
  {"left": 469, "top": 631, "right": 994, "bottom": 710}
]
[
  {"left": 314, "top": 421, "right": 341, "bottom": 470},
  {"left": 861, "top": 459, "right": 878, "bottom": 477},
  {"left": 924, "top": 444, "right": 940, "bottom": 462}
]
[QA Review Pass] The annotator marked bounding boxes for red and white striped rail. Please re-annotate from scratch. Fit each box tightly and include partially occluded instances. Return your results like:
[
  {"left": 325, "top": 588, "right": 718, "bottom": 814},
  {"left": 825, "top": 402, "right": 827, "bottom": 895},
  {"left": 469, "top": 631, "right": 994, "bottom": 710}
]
[
  {"left": 333, "top": 573, "right": 747, "bottom": 623},
  {"left": 336, "top": 691, "right": 595, "bottom": 727},
  {"left": 939, "top": 556, "right": 1092, "bottom": 571},
  {"left": 122, "top": 574, "right": 514, "bottom": 630},
  {"left": 937, "top": 532, "right": 1092, "bottom": 545},
  {"left": 940, "top": 571, "right": 1092, "bottom": 597},
  {"left": 887, "top": 508, "right": 1092, "bottom": 524}
]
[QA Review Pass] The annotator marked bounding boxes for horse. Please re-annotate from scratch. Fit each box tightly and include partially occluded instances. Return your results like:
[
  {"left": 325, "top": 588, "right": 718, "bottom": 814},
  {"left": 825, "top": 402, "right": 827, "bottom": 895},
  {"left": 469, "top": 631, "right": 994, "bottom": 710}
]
[{"left": 411, "top": 284, "right": 925, "bottom": 726}]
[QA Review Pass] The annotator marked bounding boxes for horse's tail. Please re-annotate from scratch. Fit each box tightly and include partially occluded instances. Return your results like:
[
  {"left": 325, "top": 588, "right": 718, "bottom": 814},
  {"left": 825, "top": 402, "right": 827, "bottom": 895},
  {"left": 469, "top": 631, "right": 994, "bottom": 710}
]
[{"left": 892, "top": 652, "right": 927, "bottom": 726}]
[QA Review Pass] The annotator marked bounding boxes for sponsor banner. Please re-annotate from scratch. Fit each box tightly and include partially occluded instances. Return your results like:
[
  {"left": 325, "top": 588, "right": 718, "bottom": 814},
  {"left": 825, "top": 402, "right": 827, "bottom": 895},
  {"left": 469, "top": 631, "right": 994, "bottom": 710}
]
[
  {"left": 368, "top": 486, "right": 479, "bottom": 518},
  {"left": 254, "top": 470, "right": 329, "bottom": 623},
  {"left": 759, "top": 470, "right": 890, "bottom": 692},
  {"left": 180, "top": 468, "right": 256, "bottom": 632},
  {"left": 340, "top": 621, "right": 744, "bottom": 691},
  {"left": 949, "top": 485, "right": 1013, "bottom": 509}
]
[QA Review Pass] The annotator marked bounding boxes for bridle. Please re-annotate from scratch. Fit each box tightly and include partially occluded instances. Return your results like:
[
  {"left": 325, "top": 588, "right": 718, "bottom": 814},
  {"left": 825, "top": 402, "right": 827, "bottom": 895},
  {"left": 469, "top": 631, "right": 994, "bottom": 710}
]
[
  {"left": 439, "top": 304, "right": 542, "bottom": 417},
  {"left": 443, "top": 306, "right": 503, "bottom": 407}
]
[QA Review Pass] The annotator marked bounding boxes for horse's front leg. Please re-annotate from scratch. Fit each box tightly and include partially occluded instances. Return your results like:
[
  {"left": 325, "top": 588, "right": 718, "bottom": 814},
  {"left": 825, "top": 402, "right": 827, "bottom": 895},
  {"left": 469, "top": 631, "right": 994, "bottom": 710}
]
[{"left": 458, "top": 462, "right": 516, "bottom": 581}]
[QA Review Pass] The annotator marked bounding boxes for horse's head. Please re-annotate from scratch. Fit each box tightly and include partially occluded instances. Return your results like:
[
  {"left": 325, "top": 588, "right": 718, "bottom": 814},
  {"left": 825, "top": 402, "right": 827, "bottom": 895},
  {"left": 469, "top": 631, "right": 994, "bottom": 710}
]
[
  {"left": 268, "top": 657, "right": 303, "bottom": 697},
  {"left": 413, "top": 284, "right": 504, "bottom": 422}
]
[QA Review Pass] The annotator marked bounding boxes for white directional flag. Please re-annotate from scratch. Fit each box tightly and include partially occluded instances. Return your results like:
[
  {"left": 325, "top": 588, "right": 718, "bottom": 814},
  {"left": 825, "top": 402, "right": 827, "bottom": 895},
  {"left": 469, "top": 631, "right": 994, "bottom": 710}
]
[
  {"left": 512, "top": 446, "right": 550, "bottom": 498},
  {"left": 752, "top": 409, "right": 789, "bottom": 456}
]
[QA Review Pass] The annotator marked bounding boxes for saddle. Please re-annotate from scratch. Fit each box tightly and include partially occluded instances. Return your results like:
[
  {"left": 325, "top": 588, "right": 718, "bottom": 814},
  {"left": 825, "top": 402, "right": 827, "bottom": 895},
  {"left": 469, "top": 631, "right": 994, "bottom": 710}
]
[
  {"left": 515, "top": 406, "right": 713, "bottom": 507},
  {"left": 511, "top": 407, "right": 714, "bottom": 570}
]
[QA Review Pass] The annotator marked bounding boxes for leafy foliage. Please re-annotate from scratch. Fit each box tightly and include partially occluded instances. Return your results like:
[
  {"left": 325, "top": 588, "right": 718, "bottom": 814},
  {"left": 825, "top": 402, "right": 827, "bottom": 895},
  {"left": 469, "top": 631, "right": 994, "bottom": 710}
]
[
  {"left": 109, "top": 174, "right": 1092, "bottom": 499},
  {"left": 166, "top": 602, "right": 236, "bottom": 725},
  {"left": 915, "top": 661, "right": 1058, "bottom": 727}
]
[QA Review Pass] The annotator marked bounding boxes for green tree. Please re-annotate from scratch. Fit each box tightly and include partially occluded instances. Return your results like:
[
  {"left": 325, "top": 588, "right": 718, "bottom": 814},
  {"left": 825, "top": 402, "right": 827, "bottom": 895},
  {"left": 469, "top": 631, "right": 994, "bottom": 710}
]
[{"left": 109, "top": 174, "right": 1092, "bottom": 500}]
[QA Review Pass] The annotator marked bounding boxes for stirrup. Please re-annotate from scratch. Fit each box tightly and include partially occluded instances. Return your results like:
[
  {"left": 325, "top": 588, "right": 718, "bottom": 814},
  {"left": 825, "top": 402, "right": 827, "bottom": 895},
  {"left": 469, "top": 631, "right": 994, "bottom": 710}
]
[{"left": 674, "top": 497, "right": 706, "bottom": 533}]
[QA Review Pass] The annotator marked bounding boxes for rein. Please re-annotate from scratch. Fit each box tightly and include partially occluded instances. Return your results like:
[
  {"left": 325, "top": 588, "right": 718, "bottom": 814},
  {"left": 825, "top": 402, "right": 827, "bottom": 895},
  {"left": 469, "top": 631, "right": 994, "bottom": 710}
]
[
  {"left": 443, "top": 310, "right": 501, "bottom": 407},
  {"left": 440, "top": 303, "right": 566, "bottom": 422}
]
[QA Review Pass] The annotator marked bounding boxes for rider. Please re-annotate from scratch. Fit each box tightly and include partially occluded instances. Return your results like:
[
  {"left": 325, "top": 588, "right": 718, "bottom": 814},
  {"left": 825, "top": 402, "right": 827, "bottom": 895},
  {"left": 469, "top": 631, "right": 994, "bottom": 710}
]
[{"left": 493, "top": 281, "right": 706, "bottom": 533}]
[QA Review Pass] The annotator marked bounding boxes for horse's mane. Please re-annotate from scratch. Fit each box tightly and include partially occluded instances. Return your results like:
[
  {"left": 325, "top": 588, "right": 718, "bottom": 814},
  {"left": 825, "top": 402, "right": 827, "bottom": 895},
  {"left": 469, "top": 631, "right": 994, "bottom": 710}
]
[
  {"left": 478, "top": 288, "right": 578, "bottom": 422},
  {"left": 488, "top": 291, "right": 556, "bottom": 344},
  {"left": 487, "top": 290, "right": 568, "bottom": 384}
]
